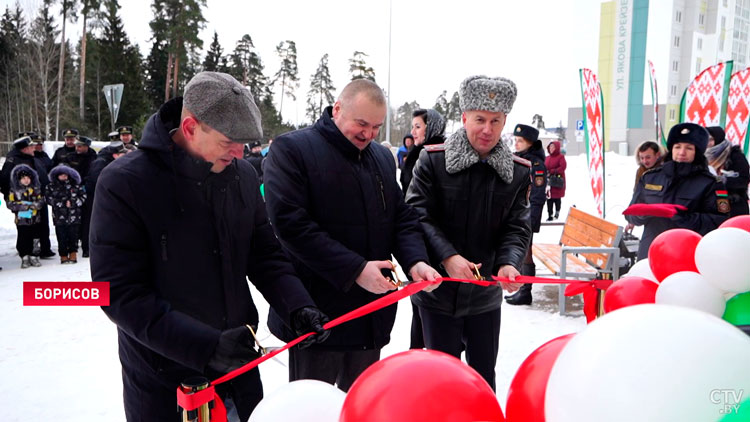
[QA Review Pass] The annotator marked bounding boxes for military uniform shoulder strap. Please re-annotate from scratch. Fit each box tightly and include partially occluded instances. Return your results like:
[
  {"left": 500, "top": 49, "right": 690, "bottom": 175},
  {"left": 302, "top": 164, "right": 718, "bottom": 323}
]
[
  {"left": 424, "top": 144, "right": 445, "bottom": 152},
  {"left": 512, "top": 155, "right": 531, "bottom": 167}
]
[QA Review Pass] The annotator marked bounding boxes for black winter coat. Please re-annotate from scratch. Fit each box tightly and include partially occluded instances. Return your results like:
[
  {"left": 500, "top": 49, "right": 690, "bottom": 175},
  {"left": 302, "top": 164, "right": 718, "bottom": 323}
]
[
  {"left": 516, "top": 140, "right": 547, "bottom": 232},
  {"left": 722, "top": 145, "right": 749, "bottom": 216},
  {"left": 244, "top": 153, "right": 264, "bottom": 182},
  {"left": 64, "top": 148, "right": 97, "bottom": 179},
  {"left": 405, "top": 131, "right": 532, "bottom": 317},
  {"left": 34, "top": 150, "right": 53, "bottom": 179},
  {"left": 52, "top": 145, "right": 76, "bottom": 167},
  {"left": 90, "top": 98, "right": 314, "bottom": 411},
  {"left": 264, "top": 107, "right": 429, "bottom": 350},
  {"left": 46, "top": 166, "right": 86, "bottom": 225},
  {"left": 400, "top": 135, "right": 444, "bottom": 194},
  {"left": 85, "top": 155, "right": 115, "bottom": 200},
  {"left": 626, "top": 159, "right": 730, "bottom": 260}
]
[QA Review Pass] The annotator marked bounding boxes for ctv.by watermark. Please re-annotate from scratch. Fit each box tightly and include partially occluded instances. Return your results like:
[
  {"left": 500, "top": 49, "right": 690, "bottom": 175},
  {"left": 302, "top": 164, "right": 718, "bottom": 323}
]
[{"left": 710, "top": 389, "right": 744, "bottom": 415}]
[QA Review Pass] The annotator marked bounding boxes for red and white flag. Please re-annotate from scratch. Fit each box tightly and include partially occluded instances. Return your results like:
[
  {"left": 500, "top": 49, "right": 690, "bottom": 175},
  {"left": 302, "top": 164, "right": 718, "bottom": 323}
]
[
  {"left": 726, "top": 67, "right": 750, "bottom": 154},
  {"left": 579, "top": 68, "right": 605, "bottom": 218},
  {"left": 681, "top": 61, "right": 733, "bottom": 127},
  {"left": 647, "top": 60, "right": 666, "bottom": 147}
]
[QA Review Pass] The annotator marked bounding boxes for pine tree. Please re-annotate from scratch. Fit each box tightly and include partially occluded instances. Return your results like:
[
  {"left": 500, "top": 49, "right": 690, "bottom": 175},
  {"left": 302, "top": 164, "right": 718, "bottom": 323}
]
[
  {"left": 273, "top": 40, "right": 299, "bottom": 117},
  {"left": 433, "top": 90, "right": 449, "bottom": 118},
  {"left": 348, "top": 51, "right": 375, "bottom": 82},
  {"left": 447, "top": 91, "right": 461, "bottom": 132},
  {"left": 0, "top": 4, "right": 28, "bottom": 143},
  {"left": 78, "top": 0, "right": 101, "bottom": 121},
  {"left": 305, "top": 53, "right": 335, "bottom": 123},
  {"left": 202, "top": 30, "right": 224, "bottom": 72},
  {"left": 229, "top": 34, "right": 268, "bottom": 103},
  {"left": 54, "top": 0, "right": 78, "bottom": 141},
  {"left": 28, "top": 0, "right": 60, "bottom": 140}
]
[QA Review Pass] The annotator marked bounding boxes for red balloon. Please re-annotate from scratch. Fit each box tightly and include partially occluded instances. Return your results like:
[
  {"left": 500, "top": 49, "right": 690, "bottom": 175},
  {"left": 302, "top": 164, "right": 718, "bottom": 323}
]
[
  {"left": 720, "top": 215, "right": 750, "bottom": 232},
  {"left": 648, "top": 228, "right": 702, "bottom": 282},
  {"left": 603, "top": 276, "right": 658, "bottom": 313},
  {"left": 505, "top": 334, "right": 575, "bottom": 422},
  {"left": 340, "top": 349, "right": 504, "bottom": 422}
]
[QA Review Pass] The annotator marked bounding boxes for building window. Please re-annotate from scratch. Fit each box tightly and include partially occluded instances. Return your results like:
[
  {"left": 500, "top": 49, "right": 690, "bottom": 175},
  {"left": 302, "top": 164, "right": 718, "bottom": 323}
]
[
  {"left": 722, "top": 16, "right": 727, "bottom": 29},
  {"left": 674, "top": 35, "right": 680, "bottom": 47},
  {"left": 672, "top": 60, "right": 679, "bottom": 72},
  {"left": 669, "top": 109, "right": 676, "bottom": 121},
  {"left": 724, "top": 0, "right": 728, "bottom": 7},
  {"left": 698, "top": 38, "right": 703, "bottom": 50},
  {"left": 676, "top": 10, "right": 682, "bottom": 22},
  {"left": 696, "top": 58, "right": 703, "bottom": 74},
  {"left": 699, "top": 14, "right": 705, "bottom": 25},
  {"left": 671, "top": 85, "right": 678, "bottom": 96}
]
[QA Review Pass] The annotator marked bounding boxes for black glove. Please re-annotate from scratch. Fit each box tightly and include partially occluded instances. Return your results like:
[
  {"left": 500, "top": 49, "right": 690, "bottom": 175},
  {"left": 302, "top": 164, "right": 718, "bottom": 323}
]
[
  {"left": 291, "top": 306, "right": 331, "bottom": 349},
  {"left": 206, "top": 326, "right": 261, "bottom": 374}
]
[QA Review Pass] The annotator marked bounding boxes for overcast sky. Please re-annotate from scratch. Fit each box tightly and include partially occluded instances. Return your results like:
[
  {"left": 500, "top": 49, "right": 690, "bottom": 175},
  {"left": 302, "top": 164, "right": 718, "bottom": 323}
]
[{"left": 5, "top": 0, "right": 672, "bottom": 133}]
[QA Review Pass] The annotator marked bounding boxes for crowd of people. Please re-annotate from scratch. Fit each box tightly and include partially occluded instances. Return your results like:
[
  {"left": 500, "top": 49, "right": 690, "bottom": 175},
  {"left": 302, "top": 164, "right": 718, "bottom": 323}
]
[{"left": 1, "top": 69, "right": 749, "bottom": 422}]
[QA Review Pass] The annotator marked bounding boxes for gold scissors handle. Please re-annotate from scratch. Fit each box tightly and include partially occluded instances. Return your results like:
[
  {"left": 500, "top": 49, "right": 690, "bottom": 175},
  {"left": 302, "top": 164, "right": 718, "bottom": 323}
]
[
  {"left": 471, "top": 263, "right": 484, "bottom": 281},
  {"left": 386, "top": 260, "right": 405, "bottom": 287}
]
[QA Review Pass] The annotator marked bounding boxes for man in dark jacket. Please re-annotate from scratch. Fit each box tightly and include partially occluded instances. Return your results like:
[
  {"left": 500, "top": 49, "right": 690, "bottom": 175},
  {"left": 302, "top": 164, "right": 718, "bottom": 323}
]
[
  {"left": 626, "top": 123, "right": 730, "bottom": 260},
  {"left": 264, "top": 79, "right": 440, "bottom": 392},
  {"left": 52, "top": 128, "right": 78, "bottom": 167},
  {"left": 505, "top": 123, "right": 547, "bottom": 306},
  {"left": 66, "top": 136, "right": 98, "bottom": 257},
  {"left": 30, "top": 133, "right": 53, "bottom": 176},
  {"left": 90, "top": 71, "right": 329, "bottom": 422},
  {"left": 243, "top": 139, "right": 264, "bottom": 181},
  {"left": 117, "top": 125, "right": 138, "bottom": 147},
  {"left": 405, "top": 75, "right": 531, "bottom": 390},
  {"left": 706, "top": 126, "right": 749, "bottom": 216}
]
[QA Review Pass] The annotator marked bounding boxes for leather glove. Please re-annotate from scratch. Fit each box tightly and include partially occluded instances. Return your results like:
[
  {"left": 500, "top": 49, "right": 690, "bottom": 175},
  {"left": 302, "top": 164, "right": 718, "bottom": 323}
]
[
  {"left": 291, "top": 306, "right": 331, "bottom": 349},
  {"left": 206, "top": 325, "right": 261, "bottom": 374}
]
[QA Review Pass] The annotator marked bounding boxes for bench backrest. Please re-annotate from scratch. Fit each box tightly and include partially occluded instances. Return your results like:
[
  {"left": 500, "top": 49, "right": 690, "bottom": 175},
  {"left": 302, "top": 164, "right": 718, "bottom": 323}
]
[{"left": 559, "top": 207, "right": 623, "bottom": 270}]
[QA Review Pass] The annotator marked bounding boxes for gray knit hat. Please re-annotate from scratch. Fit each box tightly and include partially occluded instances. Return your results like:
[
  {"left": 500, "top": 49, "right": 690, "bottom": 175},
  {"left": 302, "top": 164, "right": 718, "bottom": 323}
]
[
  {"left": 183, "top": 71, "right": 263, "bottom": 143},
  {"left": 459, "top": 75, "right": 517, "bottom": 114}
]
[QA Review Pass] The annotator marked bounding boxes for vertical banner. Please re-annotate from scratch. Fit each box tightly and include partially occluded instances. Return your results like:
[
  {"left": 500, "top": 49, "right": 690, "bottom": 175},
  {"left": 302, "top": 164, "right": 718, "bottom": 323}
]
[
  {"left": 579, "top": 68, "right": 606, "bottom": 218},
  {"left": 726, "top": 67, "right": 750, "bottom": 155},
  {"left": 680, "top": 61, "right": 734, "bottom": 127},
  {"left": 647, "top": 60, "right": 666, "bottom": 147}
]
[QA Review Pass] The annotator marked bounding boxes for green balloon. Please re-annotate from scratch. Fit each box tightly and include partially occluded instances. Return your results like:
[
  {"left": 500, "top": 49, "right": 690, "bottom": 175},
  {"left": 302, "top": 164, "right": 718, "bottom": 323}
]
[
  {"left": 723, "top": 292, "right": 750, "bottom": 325},
  {"left": 718, "top": 397, "right": 750, "bottom": 421}
]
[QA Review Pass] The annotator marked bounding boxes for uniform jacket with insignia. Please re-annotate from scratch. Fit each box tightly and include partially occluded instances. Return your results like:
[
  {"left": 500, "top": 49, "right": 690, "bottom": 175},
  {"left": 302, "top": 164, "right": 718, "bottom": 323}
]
[{"left": 516, "top": 140, "right": 547, "bottom": 232}]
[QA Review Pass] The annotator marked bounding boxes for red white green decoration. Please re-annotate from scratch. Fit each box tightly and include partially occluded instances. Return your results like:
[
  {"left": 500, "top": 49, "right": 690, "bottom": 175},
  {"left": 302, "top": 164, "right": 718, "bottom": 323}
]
[
  {"left": 579, "top": 68, "right": 605, "bottom": 218},
  {"left": 726, "top": 67, "right": 750, "bottom": 155},
  {"left": 647, "top": 60, "right": 666, "bottom": 147},
  {"left": 680, "top": 61, "right": 733, "bottom": 127}
]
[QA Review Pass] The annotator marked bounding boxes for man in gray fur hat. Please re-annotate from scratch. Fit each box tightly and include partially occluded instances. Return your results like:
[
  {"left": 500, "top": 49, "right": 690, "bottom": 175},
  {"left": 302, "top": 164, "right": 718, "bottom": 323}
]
[
  {"left": 90, "top": 71, "right": 330, "bottom": 421},
  {"left": 405, "top": 75, "right": 532, "bottom": 390}
]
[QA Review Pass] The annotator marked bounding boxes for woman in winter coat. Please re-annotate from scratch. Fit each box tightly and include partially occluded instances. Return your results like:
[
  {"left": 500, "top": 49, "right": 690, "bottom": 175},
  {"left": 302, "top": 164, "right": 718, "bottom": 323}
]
[
  {"left": 400, "top": 109, "right": 446, "bottom": 194},
  {"left": 7, "top": 164, "right": 44, "bottom": 268},
  {"left": 545, "top": 140, "right": 566, "bottom": 221},
  {"left": 46, "top": 165, "right": 86, "bottom": 264},
  {"left": 705, "top": 126, "right": 749, "bottom": 216}
]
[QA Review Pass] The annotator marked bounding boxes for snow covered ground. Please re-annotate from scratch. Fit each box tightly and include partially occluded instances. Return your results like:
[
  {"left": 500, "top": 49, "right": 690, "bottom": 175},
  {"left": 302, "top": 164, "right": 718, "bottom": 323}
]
[{"left": 0, "top": 150, "right": 638, "bottom": 421}]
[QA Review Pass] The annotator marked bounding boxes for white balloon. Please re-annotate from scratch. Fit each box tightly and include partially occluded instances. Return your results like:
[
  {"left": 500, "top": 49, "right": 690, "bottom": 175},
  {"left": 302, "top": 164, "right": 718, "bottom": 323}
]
[
  {"left": 695, "top": 227, "right": 750, "bottom": 293},
  {"left": 545, "top": 304, "right": 750, "bottom": 422},
  {"left": 625, "top": 259, "right": 658, "bottom": 283},
  {"left": 656, "top": 271, "right": 727, "bottom": 317},
  {"left": 249, "top": 379, "right": 346, "bottom": 422}
]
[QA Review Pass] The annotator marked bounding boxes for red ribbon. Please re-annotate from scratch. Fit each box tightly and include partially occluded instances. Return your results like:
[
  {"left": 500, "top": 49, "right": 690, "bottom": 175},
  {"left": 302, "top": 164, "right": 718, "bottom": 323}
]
[
  {"left": 623, "top": 203, "right": 687, "bottom": 218},
  {"left": 182, "top": 275, "right": 609, "bottom": 421}
]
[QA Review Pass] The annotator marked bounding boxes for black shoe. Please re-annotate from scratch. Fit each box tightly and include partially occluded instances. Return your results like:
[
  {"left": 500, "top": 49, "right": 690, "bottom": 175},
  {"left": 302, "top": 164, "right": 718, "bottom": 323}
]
[
  {"left": 554, "top": 212, "right": 559, "bottom": 219},
  {"left": 505, "top": 288, "right": 532, "bottom": 305},
  {"left": 82, "top": 251, "right": 89, "bottom": 258},
  {"left": 39, "top": 251, "right": 56, "bottom": 259},
  {"left": 546, "top": 216, "right": 554, "bottom": 222}
]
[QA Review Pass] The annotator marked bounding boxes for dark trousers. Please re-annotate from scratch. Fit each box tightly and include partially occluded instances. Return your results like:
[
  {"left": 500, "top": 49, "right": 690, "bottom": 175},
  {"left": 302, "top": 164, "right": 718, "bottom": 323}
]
[
  {"left": 80, "top": 198, "right": 93, "bottom": 254},
  {"left": 546, "top": 198, "right": 561, "bottom": 217},
  {"left": 288, "top": 347, "right": 380, "bottom": 392},
  {"left": 33, "top": 205, "right": 52, "bottom": 253},
  {"left": 519, "top": 233, "right": 535, "bottom": 292},
  {"left": 410, "top": 302, "right": 425, "bottom": 349},
  {"left": 55, "top": 224, "right": 80, "bottom": 255},
  {"left": 16, "top": 225, "right": 35, "bottom": 257},
  {"left": 419, "top": 307, "right": 501, "bottom": 391}
]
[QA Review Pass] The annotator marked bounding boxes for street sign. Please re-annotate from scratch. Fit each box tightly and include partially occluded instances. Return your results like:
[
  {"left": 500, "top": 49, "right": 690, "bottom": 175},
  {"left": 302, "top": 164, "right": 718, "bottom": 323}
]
[
  {"left": 576, "top": 119, "right": 584, "bottom": 131},
  {"left": 575, "top": 130, "right": 584, "bottom": 142},
  {"left": 103, "top": 84, "right": 124, "bottom": 130}
]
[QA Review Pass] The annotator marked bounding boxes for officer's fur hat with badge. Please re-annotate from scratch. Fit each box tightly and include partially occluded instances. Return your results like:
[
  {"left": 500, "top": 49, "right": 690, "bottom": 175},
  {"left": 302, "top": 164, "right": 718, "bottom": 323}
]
[
  {"left": 666, "top": 122, "right": 709, "bottom": 155},
  {"left": 513, "top": 124, "right": 539, "bottom": 144}
]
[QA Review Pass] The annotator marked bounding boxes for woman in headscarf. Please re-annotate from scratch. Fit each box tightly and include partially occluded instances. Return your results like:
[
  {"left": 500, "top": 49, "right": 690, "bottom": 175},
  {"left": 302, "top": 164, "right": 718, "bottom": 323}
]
[
  {"left": 400, "top": 109, "right": 446, "bottom": 194},
  {"left": 705, "top": 126, "right": 749, "bottom": 216}
]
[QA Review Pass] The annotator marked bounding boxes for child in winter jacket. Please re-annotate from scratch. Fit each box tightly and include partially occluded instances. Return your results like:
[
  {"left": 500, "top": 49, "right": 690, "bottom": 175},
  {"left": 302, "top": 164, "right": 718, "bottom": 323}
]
[
  {"left": 7, "top": 164, "right": 44, "bottom": 268},
  {"left": 46, "top": 165, "right": 86, "bottom": 264}
]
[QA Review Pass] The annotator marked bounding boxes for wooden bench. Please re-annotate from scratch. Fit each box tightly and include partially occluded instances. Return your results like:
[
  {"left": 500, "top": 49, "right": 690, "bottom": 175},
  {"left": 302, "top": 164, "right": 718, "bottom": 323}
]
[{"left": 532, "top": 207, "right": 623, "bottom": 315}]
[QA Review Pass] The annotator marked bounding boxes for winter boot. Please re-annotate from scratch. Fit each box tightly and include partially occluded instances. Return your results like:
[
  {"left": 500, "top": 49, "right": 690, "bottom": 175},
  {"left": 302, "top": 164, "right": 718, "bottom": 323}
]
[
  {"left": 61, "top": 254, "right": 69, "bottom": 264},
  {"left": 29, "top": 256, "right": 41, "bottom": 267},
  {"left": 505, "top": 283, "right": 532, "bottom": 305},
  {"left": 69, "top": 252, "right": 77, "bottom": 264},
  {"left": 21, "top": 256, "right": 31, "bottom": 269},
  {"left": 40, "top": 250, "right": 56, "bottom": 259},
  {"left": 554, "top": 211, "right": 560, "bottom": 220},
  {"left": 546, "top": 214, "right": 554, "bottom": 222}
]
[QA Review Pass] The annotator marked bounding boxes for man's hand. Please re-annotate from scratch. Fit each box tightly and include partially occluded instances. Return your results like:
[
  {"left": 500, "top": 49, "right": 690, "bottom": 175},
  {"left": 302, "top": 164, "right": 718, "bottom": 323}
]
[
  {"left": 355, "top": 260, "right": 398, "bottom": 294},
  {"left": 625, "top": 223, "right": 634, "bottom": 233},
  {"left": 442, "top": 254, "right": 481, "bottom": 280},
  {"left": 206, "top": 326, "right": 261, "bottom": 374},
  {"left": 291, "top": 306, "right": 330, "bottom": 349},
  {"left": 409, "top": 261, "right": 442, "bottom": 292},
  {"left": 497, "top": 265, "right": 522, "bottom": 293}
]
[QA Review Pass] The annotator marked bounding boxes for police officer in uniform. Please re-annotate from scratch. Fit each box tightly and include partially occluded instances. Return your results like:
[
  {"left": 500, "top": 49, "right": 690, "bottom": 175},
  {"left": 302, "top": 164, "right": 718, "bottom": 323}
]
[
  {"left": 117, "top": 125, "right": 137, "bottom": 147},
  {"left": 52, "top": 129, "right": 79, "bottom": 167},
  {"left": 626, "top": 122, "right": 730, "bottom": 260},
  {"left": 405, "top": 75, "right": 531, "bottom": 390},
  {"left": 505, "top": 123, "right": 547, "bottom": 306}
]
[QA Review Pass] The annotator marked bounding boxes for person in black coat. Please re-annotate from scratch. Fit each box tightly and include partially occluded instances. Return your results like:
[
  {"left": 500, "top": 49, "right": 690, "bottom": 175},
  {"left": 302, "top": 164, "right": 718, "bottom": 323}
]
[
  {"left": 626, "top": 123, "right": 730, "bottom": 260},
  {"left": 705, "top": 126, "right": 749, "bottom": 216},
  {"left": 405, "top": 75, "right": 531, "bottom": 391},
  {"left": 65, "top": 136, "right": 98, "bottom": 257},
  {"left": 264, "top": 79, "right": 440, "bottom": 392},
  {"left": 400, "top": 108, "right": 446, "bottom": 194},
  {"left": 243, "top": 139, "right": 264, "bottom": 182},
  {"left": 505, "top": 123, "right": 547, "bottom": 306},
  {"left": 30, "top": 134, "right": 53, "bottom": 176},
  {"left": 52, "top": 129, "right": 79, "bottom": 167},
  {"left": 90, "top": 72, "right": 329, "bottom": 422},
  {"left": 46, "top": 165, "right": 86, "bottom": 264}
]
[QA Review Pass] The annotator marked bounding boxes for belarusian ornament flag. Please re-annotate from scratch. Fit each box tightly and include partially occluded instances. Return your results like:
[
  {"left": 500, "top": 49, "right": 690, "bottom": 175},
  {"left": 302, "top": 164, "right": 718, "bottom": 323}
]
[
  {"left": 726, "top": 67, "right": 750, "bottom": 155},
  {"left": 579, "top": 68, "right": 605, "bottom": 218},
  {"left": 680, "top": 61, "right": 733, "bottom": 127}
]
